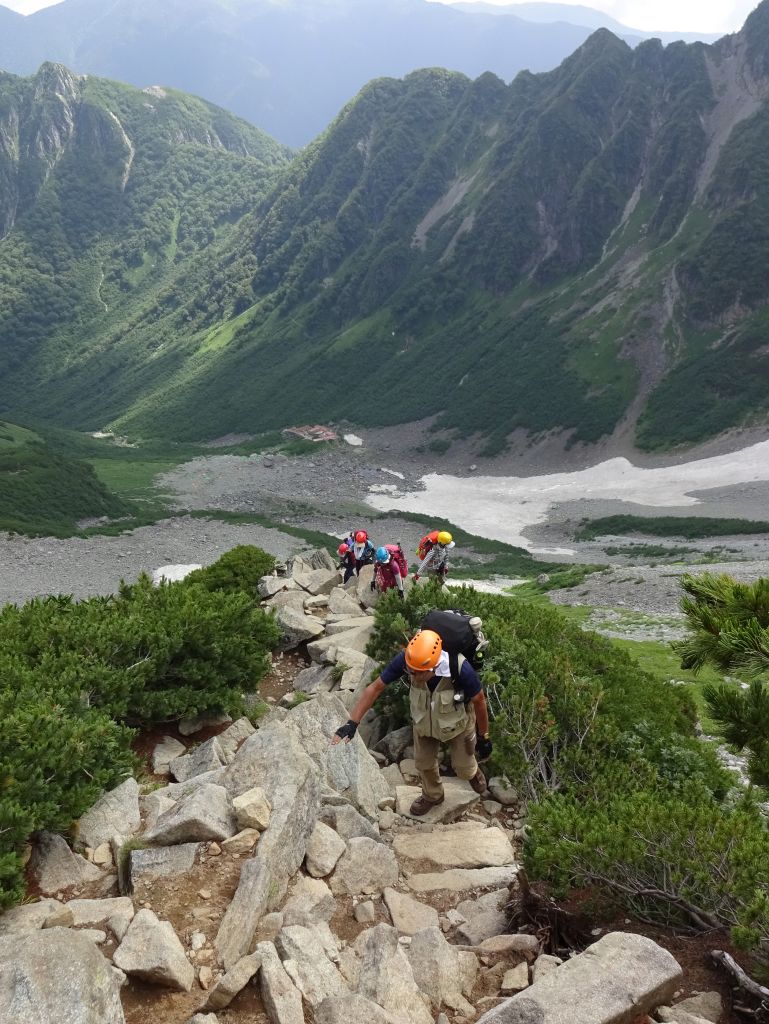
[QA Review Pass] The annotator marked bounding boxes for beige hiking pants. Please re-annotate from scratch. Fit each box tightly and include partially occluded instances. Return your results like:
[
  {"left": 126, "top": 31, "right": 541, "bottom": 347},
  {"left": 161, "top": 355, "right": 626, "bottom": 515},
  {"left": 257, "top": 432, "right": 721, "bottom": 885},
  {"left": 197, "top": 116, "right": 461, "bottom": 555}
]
[{"left": 412, "top": 705, "right": 478, "bottom": 801}]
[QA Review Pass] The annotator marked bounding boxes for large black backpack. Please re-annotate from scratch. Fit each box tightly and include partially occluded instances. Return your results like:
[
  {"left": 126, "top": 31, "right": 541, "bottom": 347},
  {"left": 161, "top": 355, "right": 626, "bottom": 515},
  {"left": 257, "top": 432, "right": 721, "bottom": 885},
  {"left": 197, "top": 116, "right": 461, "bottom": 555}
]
[{"left": 420, "top": 608, "right": 483, "bottom": 676}]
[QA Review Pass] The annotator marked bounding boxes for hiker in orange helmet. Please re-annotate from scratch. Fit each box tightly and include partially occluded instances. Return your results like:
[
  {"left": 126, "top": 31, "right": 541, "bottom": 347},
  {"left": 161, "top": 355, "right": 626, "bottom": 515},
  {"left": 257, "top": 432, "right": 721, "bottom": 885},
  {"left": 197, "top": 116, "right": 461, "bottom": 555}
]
[{"left": 332, "top": 627, "right": 490, "bottom": 815}]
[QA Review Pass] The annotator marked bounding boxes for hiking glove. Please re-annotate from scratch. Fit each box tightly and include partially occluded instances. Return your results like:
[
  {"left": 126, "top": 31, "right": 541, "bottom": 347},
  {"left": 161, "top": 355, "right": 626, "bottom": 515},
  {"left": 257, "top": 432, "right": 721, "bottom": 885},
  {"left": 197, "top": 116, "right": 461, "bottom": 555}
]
[
  {"left": 335, "top": 720, "right": 358, "bottom": 742},
  {"left": 370, "top": 580, "right": 376, "bottom": 592},
  {"left": 397, "top": 589, "right": 404, "bottom": 600},
  {"left": 476, "top": 735, "right": 493, "bottom": 761}
]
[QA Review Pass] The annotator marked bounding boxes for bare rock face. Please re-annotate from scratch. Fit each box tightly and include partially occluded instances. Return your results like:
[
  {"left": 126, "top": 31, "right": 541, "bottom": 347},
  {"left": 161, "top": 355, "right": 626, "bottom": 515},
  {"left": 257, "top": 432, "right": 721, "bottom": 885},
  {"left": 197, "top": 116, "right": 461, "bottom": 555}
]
[
  {"left": 305, "top": 821, "right": 346, "bottom": 877},
  {"left": 330, "top": 837, "right": 399, "bottom": 896},
  {"left": 255, "top": 941, "right": 305, "bottom": 1024},
  {"left": 169, "top": 736, "right": 226, "bottom": 783},
  {"left": 275, "top": 606, "right": 327, "bottom": 650},
  {"left": 232, "top": 786, "right": 271, "bottom": 831},
  {"left": 203, "top": 952, "right": 261, "bottom": 1011},
  {"left": 407, "top": 926, "right": 478, "bottom": 1016},
  {"left": 215, "top": 722, "right": 321, "bottom": 968},
  {"left": 29, "top": 831, "right": 103, "bottom": 895},
  {"left": 130, "top": 843, "right": 201, "bottom": 887},
  {"left": 0, "top": 898, "right": 63, "bottom": 936},
  {"left": 0, "top": 927, "right": 125, "bottom": 1023},
  {"left": 282, "top": 876, "right": 337, "bottom": 928},
  {"left": 76, "top": 778, "right": 141, "bottom": 849},
  {"left": 276, "top": 925, "right": 348, "bottom": 1007},
  {"left": 144, "top": 783, "right": 237, "bottom": 845},
  {"left": 351, "top": 924, "right": 433, "bottom": 1024},
  {"left": 113, "top": 909, "right": 194, "bottom": 992},
  {"left": 315, "top": 994, "right": 402, "bottom": 1024},
  {"left": 382, "top": 887, "right": 440, "bottom": 936},
  {"left": 474, "top": 931, "right": 683, "bottom": 1024},
  {"left": 281, "top": 693, "right": 390, "bottom": 819}
]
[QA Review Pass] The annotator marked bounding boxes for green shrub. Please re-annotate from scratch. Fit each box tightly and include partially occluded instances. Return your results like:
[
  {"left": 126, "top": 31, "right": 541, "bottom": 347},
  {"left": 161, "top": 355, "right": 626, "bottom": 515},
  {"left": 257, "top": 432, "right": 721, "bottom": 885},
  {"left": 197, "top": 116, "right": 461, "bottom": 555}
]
[
  {"left": 676, "top": 572, "right": 769, "bottom": 789},
  {"left": 525, "top": 781, "right": 769, "bottom": 952},
  {"left": 0, "top": 657, "right": 136, "bottom": 909},
  {"left": 0, "top": 545, "right": 281, "bottom": 908},
  {"left": 575, "top": 515, "right": 769, "bottom": 541},
  {"left": 0, "top": 576, "right": 279, "bottom": 723},
  {"left": 185, "top": 544, "right": 276, "bottom": 596}
]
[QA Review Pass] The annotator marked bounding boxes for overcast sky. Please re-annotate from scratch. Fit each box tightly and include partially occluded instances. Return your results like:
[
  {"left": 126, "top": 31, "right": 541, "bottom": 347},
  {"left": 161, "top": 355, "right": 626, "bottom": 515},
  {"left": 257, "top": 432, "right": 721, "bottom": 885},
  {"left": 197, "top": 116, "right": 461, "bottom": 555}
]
[
  {"left": 0, "top": 0, "right": 760, "bottom": 34},
  {"left": 437, "top": 0, "right": 758, "bottom": 34}
]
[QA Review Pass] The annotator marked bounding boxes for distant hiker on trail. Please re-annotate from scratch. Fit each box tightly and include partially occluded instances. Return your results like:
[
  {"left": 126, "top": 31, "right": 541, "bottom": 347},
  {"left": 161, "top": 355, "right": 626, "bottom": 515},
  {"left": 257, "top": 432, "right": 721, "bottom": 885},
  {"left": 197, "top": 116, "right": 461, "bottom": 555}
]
[
  {"left": 337, "top": 542, "right": 356, "bottom": 581},
  {"left": 414, "top": 530, "right": 455, "bottom": 584},
  {"left": 372, "top": 544, "right": 408, "bottom": 597},
  {"left": 340, "top": 530, "right": 376, "bottom": 582},
  {"left": 332, "top": 622, "right": 491, "bottom": 816}
]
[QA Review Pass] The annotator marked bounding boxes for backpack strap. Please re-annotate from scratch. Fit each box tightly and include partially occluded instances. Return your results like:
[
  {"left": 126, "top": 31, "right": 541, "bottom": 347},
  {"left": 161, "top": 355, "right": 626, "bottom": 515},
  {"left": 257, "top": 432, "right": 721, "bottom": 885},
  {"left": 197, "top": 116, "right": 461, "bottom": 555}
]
[{"left": 449, "top": 652, "right": 467, "bottom": 700}]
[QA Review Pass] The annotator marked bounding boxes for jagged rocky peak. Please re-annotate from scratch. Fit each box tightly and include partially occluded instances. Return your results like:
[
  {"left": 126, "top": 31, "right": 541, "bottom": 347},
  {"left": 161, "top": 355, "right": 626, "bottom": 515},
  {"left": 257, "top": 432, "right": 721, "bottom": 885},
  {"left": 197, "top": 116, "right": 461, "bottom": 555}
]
[{"left": 32, "top": 61, "right": 83, "bottom": 103}]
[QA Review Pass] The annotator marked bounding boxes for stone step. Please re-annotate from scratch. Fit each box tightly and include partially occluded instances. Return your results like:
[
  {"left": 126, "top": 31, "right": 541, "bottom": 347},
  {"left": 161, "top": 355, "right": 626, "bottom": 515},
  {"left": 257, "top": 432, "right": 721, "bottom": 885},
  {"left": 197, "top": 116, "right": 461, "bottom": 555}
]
[
  {"left": 394, "top": 824, "right": 515, "bottom": 869},
  {"left": 395, "top": 780, "right": 480, "bottom": 823}
]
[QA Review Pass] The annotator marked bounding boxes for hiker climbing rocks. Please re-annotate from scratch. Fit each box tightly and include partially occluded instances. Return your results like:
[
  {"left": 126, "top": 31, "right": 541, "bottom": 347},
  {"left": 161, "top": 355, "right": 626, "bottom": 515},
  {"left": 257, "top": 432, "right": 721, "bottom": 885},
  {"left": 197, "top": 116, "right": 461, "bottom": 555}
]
[
  {"left": 340, "top": 530, "right": 376, "bottom": 583},
  {"left": 332, "top": 625, "right": 491, "bottom": 815},
  {"left": 337, "top": 542, "right": 356, "bottom": 581},
  {"left": 372, "top": 544, "right": 408, "bottom": 597},
  {"left": 414, "top": 529, "right": 455, "bottom": 584}
]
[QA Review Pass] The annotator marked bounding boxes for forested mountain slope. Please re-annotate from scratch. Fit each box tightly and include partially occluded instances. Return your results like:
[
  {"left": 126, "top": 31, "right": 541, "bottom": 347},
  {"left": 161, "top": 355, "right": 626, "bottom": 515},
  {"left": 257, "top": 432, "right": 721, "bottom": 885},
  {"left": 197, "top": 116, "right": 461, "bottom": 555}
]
[
  {"left": 0, "top": 0, "right": 715, "bottom": 147},
  {"left": 0, "top": 63, "right": 290, "bottom": 432},
  {"left": 3, "top": 4, "right": 769, "bottom": 452}
]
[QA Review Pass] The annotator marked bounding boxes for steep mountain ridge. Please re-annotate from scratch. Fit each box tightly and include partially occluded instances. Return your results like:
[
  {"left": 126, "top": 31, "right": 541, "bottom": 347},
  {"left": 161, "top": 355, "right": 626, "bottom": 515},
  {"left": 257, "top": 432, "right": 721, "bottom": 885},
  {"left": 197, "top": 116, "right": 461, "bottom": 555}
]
[
  {"left": 0, "top": 64, "right": 291, "bottom": 424},
  {"left": 0, "top": 0, "right": 717, "bottom": 146},
  {"left": 2, "top": 9, "right": 769, "bottom": 452}
]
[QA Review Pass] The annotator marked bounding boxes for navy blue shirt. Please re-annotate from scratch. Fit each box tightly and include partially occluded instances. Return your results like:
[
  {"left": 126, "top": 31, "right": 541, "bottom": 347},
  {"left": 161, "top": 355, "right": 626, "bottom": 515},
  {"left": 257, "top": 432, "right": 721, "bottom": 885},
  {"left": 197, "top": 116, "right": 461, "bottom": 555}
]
[{"left": 380, "top": 650, "right": 482, "bottom": 700}]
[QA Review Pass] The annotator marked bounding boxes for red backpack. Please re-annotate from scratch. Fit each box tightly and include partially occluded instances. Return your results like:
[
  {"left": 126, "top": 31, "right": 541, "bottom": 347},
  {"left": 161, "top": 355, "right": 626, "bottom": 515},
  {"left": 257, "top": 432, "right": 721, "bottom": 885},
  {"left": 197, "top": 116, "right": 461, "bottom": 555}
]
[
  {"left": 416, "top": 530, "right": 439, "bottom": 560},
  {"left": 387, "top": 544, "right": 408, "bottom": 577}
]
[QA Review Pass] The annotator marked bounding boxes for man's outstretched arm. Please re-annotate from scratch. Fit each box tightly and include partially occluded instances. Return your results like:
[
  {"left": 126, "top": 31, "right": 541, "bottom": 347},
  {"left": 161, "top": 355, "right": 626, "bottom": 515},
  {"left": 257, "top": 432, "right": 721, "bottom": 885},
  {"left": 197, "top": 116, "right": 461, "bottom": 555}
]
[{"left": 331, "top": 677, "right": 387, "bottom": 744}]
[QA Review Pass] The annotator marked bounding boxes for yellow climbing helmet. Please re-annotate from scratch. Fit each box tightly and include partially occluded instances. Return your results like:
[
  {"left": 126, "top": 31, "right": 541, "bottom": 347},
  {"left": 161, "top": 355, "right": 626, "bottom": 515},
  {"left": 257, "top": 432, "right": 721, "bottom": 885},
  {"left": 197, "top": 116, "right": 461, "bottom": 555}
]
[{"left": 437, "top": 531, "right": 453, "bottom": 546}]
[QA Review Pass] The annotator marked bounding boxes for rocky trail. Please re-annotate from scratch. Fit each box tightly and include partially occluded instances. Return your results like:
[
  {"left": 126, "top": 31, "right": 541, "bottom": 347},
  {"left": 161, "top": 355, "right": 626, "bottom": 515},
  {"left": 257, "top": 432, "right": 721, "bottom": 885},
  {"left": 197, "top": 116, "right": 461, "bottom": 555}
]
[{"left": 0, "top": 551, "right": 740, "bottom": 1024}]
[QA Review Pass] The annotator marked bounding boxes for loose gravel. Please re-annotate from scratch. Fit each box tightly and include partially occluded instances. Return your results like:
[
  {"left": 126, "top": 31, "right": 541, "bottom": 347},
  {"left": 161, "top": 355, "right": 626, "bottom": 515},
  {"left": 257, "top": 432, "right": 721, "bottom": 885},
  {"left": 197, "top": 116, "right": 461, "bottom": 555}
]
[{"left": 0, "top": 516, "right": 304, "bottom": 607}]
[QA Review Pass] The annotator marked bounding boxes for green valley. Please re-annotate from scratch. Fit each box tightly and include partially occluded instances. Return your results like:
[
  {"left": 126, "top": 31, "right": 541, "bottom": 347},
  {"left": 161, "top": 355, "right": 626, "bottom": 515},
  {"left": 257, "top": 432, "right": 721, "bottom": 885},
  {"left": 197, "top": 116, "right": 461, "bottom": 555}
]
[{"left": 3, "top": 8, "right": 769, "bottom": 454}]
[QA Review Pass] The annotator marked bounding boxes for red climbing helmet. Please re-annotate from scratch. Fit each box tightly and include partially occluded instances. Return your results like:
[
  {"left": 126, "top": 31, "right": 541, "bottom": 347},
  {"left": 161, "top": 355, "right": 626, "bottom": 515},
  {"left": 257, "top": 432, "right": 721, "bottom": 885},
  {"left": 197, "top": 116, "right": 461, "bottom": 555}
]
[
  {"left": 338, "top": 543, "right": 350, "bottom": 556},
  {"left": 355, "top": 530, "right": 368, "bottom": 543}
]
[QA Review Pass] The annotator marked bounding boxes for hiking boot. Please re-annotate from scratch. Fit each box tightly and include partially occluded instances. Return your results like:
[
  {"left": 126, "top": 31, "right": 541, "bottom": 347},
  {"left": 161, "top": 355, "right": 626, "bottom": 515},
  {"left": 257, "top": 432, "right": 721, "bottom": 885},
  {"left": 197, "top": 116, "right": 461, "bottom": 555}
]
[
  {"left": 409, "top": 793, "right": 445, "bottom": 816},
  {"left": 469, "top": 768, "right": 487, "bottom": 794}
]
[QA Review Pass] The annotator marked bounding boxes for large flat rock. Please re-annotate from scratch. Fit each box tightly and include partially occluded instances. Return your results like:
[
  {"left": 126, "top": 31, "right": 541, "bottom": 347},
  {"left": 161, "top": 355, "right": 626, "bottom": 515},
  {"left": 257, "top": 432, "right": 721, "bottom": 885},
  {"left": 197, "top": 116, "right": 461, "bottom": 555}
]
[
  {"left": 475, "top": 931, "right": 683, "bottom": 1024},
  {"left": 406, "top": 865, "right": 519, "bottom": 894},
  {"left": 0, "top": 928, "right": 125, "bottom": 1023},
  {"left": 395, "top": 779, "right": 480, "bottom": 823},
  {"left": 394, "top": 823, "right": 516, "bottom": 869}
]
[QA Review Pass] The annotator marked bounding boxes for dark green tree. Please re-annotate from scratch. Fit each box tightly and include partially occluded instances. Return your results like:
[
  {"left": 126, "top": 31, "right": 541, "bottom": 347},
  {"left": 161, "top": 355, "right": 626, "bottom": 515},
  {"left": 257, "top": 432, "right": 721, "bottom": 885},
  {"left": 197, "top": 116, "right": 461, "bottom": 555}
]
[{"left": 676, "top": 572, "right": 769, "bottom": 788}]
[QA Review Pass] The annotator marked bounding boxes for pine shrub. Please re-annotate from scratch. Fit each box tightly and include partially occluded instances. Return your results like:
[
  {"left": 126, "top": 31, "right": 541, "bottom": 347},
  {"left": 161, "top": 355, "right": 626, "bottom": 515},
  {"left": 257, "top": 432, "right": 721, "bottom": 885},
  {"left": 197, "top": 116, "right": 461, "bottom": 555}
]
[
  {"left": 0, "top": 546, "right": 281, "bottom": 908},
  {"left": 525, "top": 780, "right": 769, "bottom": 952}
]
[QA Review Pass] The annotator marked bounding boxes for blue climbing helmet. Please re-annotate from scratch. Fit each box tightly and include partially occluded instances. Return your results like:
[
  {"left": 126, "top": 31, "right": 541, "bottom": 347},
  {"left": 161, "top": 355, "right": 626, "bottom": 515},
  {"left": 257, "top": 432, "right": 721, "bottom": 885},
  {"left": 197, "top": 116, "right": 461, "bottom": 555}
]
[{"left": 375, "top": 546, "right": 390, "bottom": 563}]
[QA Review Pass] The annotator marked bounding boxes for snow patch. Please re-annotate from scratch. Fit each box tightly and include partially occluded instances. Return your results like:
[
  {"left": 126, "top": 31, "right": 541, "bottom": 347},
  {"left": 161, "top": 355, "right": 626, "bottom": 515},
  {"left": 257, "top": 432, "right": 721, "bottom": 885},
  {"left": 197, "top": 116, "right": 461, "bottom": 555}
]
[
  {"left": 366, "top": 439, "right": 769, "bottom": 554},
  {"left": 344, "top": 434, "right": 364, "bottom": 447},
  {"left": 152, "top": 564, "right": 202, "bottom": 584}
]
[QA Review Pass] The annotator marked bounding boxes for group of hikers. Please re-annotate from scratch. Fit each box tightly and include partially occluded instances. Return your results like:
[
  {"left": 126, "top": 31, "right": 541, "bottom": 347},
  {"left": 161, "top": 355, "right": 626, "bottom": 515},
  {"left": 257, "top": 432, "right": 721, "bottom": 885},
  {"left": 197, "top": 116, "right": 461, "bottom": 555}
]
[
  {"left": 336, "top": 528, "right": 456, "bottom": 597},
  {"left": 333, "top": 527, "right": 493, "bottom": 817}
]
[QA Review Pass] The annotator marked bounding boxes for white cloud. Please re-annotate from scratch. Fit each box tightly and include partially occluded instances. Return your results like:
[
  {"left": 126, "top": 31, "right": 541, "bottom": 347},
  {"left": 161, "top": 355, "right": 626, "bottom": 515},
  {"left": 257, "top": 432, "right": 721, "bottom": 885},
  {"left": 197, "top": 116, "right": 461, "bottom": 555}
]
[
  {"left": 1, "top": 0, "right": 63, "bottom": 13},
  {"left": 437, "top": 0, "right": 759, "bottom": 35}
]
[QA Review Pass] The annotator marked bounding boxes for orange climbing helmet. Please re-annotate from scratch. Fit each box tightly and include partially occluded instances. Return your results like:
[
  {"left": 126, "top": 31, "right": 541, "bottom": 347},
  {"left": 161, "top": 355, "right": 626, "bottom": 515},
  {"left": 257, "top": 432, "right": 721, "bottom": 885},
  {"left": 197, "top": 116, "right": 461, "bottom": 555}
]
[{"left": 404, "top": 629, "right": 442, "bottom": 671}]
